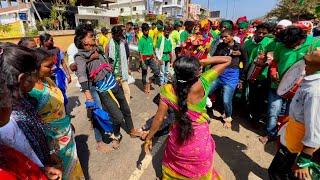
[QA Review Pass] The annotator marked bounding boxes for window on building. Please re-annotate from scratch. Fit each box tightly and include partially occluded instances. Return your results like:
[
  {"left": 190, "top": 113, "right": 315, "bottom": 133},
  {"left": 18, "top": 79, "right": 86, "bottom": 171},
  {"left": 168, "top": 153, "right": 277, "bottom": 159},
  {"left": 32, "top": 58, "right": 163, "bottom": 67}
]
[
  {"left": 177, "top": 0, "right": 181, "bottom": 5},
  {"left": 133, "top": 7, "right": 137, "bottom": 11},
  {"left": 120, "top": 8, "right": 124, "bottom": 13}
]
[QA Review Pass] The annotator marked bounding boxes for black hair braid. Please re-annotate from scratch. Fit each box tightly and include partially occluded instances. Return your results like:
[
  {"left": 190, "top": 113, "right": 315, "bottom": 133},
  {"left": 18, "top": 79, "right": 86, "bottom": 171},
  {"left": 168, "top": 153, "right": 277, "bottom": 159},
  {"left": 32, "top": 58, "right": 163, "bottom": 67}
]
[
  {"left": 176, "top": 79, "right": 195, "bottom": 142},
  {"left": 173, "top": 56, "right": 201, "bottom": 142}
]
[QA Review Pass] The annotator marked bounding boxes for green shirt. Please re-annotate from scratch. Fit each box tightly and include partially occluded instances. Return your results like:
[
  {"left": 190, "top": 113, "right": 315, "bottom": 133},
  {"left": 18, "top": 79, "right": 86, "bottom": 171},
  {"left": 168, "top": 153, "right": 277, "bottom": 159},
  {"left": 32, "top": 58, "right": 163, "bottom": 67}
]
[
  {"left": 264, "top": 37, "right": 278, "bottom": 53},
  {"left": 113, "top": 41, "right": 120, "bottom": 77},
  {"left": 272, "top": 35, "right": 320, "bottom": 89},
  {"left": 170, "top": 30, "right": 180, "bottom": 49},
  {"left": 180, "top": 30, "right": 190, "bottom": 43},
  {"left": 244, "top": 36, "right": 274, "bottom": 80},
  {"left": 138, "top": 35, "right": 154, "bottom": 56},
  {"left": 157, "top": 35, "right": 172, "bottom": 61}
]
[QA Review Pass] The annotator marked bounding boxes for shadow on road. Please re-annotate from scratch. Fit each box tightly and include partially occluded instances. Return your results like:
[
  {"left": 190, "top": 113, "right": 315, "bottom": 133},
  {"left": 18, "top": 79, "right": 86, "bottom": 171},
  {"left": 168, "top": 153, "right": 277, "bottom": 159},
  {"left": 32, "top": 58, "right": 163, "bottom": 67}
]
[
  {"left": 75, "top": 134, "right": 90, "bottom": 180},
  {"left": 66, "top": 96, "right": 81, "bottom": 115},
  {"left": 212, "top": 135, "right": 268, "bottom": 179},
  {"left": 151, "top": 136, "right": 166, "bottom": 178},
  {"left": 134, "top": 79, "right": 145, "bottom": 93}
]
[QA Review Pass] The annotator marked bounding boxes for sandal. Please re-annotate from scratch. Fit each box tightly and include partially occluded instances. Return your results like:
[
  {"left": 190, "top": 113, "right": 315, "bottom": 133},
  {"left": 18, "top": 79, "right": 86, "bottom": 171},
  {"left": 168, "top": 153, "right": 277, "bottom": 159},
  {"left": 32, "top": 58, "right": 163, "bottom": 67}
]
[{"left": 96, "top": 142, "right": 114, "bottom": 153}]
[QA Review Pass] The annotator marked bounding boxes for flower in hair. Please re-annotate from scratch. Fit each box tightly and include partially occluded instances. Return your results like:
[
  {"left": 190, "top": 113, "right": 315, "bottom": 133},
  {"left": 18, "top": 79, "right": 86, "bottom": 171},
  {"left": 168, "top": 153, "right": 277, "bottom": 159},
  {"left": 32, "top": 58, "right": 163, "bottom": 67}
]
[{"left": 177, "top": 79, "right": 187, "bottom": 83}]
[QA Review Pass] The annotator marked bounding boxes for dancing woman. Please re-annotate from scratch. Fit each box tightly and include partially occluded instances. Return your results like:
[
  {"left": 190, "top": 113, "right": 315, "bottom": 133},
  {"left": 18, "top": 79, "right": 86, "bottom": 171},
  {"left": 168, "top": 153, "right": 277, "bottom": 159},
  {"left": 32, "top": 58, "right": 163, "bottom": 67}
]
[
  {"left": 144, "top": 55, "right": 231, "bottom": 179},
  {"left": 29, "top": 49, "right": 84, "bottom": 179}
]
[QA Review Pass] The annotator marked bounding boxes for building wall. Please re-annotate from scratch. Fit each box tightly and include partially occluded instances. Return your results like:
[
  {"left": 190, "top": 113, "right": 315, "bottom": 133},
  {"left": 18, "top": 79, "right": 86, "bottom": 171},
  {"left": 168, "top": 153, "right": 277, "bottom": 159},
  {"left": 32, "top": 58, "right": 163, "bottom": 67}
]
[
  {"left": 109, "top": 1, "right": 146, "bottom": 17},
  {"left": 109, "top": 0, "right": 163, "bottom": 17}
]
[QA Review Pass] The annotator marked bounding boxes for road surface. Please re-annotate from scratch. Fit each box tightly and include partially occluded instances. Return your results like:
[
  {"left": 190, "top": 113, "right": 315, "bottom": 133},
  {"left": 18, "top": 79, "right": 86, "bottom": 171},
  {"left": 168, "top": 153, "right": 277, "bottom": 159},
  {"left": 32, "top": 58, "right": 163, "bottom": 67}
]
[{"left": 67, "top": 71, "right": 276, "bottom": 180}]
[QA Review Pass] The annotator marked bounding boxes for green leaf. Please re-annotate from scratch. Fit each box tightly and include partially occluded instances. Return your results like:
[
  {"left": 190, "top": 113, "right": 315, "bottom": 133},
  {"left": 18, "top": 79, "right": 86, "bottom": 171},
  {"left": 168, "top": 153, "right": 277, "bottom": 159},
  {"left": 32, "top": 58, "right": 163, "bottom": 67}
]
[
  {"left": 316, "top": 5, "right": 320, "bottom": 14},
  {"left": 299, "top": 0, "right": 304, "bottom": 5}
]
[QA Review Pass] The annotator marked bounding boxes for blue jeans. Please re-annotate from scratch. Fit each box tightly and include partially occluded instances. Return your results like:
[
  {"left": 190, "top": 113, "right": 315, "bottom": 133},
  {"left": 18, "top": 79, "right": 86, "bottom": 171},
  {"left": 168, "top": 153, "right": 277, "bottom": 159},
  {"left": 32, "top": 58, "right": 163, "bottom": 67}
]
[
  {"left": 209, "top": 79, "right": 236, "bottom": 118},
  {"left": 267, "top": 89, "right": 290, "bottom": 137},
  {"left": 90, "top": 87, "right": 103, "bottom": 142},
  {"left": 160, "top": 61, "right": 169, "bottom": 85}
]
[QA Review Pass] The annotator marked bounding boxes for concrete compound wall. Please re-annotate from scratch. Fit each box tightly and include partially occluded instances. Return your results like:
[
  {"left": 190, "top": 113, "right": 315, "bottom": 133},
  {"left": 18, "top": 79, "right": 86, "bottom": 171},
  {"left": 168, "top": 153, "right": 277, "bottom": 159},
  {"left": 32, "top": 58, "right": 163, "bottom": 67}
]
[{"left": 0, "top": 30, "right": 75, "bottom": 51}]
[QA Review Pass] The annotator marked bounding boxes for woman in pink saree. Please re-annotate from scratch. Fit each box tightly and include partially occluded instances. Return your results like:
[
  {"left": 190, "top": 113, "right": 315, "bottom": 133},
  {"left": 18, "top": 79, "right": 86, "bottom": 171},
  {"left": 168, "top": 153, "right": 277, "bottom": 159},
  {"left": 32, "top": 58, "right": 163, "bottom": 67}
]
[{"left": 144, "top": 55, "right": 231, "bottom": 179}]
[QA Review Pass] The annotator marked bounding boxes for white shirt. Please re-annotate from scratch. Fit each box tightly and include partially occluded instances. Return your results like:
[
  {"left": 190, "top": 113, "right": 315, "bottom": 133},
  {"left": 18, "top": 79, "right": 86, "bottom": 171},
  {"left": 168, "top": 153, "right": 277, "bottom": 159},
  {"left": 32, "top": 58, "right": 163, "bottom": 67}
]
[
  {"left": 280, "top": 73, "right": 320, "bottom": 148},
  {"left": 67, "top": 43, "right": 78, "bottom": 65},
  {"left": 0, "top": 119, "right": 44, "bottom": 167}
]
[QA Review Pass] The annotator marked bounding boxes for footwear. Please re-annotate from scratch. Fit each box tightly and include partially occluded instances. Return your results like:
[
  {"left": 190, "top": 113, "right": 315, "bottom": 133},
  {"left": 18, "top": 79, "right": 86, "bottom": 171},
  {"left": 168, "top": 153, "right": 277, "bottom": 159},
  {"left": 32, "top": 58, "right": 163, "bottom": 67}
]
[
  {"left": 206, "top": 97, "right": 213, "bottom": 108},
  {"left": 96, "top": 142, "right": 114, "bottom": 153}
]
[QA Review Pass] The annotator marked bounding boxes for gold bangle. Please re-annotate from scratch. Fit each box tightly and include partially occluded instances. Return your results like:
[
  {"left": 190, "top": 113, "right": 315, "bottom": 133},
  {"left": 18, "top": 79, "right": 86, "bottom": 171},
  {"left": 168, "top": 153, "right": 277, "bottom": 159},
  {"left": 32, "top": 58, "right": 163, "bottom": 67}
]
[{"left": 145, "top": 139, "right": 152, "bottom": 145}]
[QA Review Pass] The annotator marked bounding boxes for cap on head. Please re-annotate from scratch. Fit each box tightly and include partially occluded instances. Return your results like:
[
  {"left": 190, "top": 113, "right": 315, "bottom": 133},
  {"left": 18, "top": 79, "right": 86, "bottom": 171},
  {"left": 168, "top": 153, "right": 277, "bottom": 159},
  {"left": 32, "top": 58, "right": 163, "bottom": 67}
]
[{"left": 277, "top": 19, "right": 292, "bottom": 28}]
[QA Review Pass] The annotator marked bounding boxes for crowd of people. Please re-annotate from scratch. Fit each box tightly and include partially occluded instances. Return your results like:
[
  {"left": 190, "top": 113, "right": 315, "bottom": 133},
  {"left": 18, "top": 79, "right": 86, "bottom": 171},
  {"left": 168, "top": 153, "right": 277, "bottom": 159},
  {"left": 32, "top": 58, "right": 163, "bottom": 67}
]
[{"left": 0, "top": 15, "right": 319, "bottom": 180}]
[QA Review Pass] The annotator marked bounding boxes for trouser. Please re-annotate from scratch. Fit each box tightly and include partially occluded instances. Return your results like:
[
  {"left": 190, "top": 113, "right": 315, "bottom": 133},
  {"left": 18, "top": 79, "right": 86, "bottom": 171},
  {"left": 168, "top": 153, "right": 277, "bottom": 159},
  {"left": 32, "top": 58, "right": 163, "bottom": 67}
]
[
  {"left": 160, "top": 61, "right": 170, "bottom": 85},
  {"left": 141, "top": 59, "right": 160, "bottom": 86},
  {"left": 267, "top": 89, "right": 291, "bottom": 137},
  {"left": 98, "top": 84, "right": 133, "bottom": 137},
  {"left": 90, "top": 87, "right": 104, "bottom": 142},
  {"left": 120, "top": 80, "right": 131, "bottom": 104},
  {"left": 248, "top": 79, "right": 269, "bottom": 121},
  {"left": 268, "top": 144, "right": 298, "bottom": 180},
  {"left": 209, "top": 79, "right": 236, "bottom": 118}
]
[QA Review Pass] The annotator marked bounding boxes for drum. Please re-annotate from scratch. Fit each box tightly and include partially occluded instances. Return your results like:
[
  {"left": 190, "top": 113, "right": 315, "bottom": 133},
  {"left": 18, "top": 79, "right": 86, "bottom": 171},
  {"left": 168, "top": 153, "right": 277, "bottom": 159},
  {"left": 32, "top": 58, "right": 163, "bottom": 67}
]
[
  {"left": 247, "top": 63, "right": 263, "bottom": 81},
  {"left": 247, "top": 52, "right": 273, "bottom": 81},
  {"left": 277, "top": 60, "right": 306, "bottom": 99}
]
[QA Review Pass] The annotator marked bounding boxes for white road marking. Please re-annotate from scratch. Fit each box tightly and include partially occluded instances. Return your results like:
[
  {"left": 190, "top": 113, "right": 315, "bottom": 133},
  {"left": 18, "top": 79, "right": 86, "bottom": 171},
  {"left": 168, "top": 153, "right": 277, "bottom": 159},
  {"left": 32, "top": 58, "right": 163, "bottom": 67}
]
[{"left": 128, "top": 154, "right": 153, "bottom": 180}]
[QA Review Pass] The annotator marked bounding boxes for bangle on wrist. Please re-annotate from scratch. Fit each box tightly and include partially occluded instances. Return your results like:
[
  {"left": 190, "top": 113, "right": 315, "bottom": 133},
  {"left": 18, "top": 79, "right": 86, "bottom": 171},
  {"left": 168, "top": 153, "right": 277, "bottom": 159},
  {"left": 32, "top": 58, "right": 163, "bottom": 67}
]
[
  {"left": 296, "top": 152, "right": 314, "bottom": 168},
  {"left": 145, "top": 139, "right": 152, "bottom": 145}
]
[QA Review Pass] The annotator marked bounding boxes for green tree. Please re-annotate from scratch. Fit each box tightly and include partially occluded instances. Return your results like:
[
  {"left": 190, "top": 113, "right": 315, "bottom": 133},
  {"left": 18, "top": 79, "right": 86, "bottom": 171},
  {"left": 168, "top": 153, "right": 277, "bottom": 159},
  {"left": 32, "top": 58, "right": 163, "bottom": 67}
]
[{"left": 266, "top": 0, "right": 319, "bottom": 20}]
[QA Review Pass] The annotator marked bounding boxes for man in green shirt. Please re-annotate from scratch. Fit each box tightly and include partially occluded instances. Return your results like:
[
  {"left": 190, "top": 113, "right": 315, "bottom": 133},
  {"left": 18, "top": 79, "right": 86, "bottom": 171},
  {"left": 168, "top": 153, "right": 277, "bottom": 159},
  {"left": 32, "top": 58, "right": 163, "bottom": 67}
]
[
  {"left": 138, "top": 23, "right": 160, "bottom": 94},
  {"left": 243, "top": 23, "right": 273, "bottom": 124},
  {"left": 180, "top": 21, "right": 194, "bottom": 43},
  {"left": 157, "top": 26, "right": 172, "bottom": 85},
  {"left": 260, "top": 25, "right": 320, "bottom": 144}
]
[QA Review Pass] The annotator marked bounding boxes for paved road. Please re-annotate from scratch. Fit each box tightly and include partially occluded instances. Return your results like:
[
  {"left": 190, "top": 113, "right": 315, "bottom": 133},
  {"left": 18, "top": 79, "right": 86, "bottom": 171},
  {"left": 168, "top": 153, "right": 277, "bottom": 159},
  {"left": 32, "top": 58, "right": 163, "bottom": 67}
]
[{"left": 67, "top": 71, "right": 276, "bottom": 180}]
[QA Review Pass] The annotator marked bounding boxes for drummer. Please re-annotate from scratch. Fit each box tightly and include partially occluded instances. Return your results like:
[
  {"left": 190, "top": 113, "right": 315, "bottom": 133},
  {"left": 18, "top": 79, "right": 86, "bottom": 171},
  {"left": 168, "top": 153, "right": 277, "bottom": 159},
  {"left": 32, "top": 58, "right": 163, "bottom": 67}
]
[
  {"left": 243, "top": 23, "right": 273, "bottom": 123},
  {"left": 268, "top": 49, "right": 320, "bottom": 180},
  {"left": 259, "top": 25, "right": 320, "bottom": 144}
]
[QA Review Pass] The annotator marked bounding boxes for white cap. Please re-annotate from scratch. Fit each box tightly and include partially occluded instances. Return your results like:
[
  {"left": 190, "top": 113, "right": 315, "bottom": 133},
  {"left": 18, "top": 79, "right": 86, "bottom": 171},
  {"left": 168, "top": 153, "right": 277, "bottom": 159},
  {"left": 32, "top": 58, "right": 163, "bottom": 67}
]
[{"left": 277, "top": 19, "right": 292, "bottom": 28}]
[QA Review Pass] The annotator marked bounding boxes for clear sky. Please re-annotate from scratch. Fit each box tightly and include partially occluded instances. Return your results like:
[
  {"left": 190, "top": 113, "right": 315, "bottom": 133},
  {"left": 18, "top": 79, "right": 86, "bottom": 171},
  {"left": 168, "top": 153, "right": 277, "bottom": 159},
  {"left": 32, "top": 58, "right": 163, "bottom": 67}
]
[{"left": 192, "top": 0, "right": 278, "bottom": 20}]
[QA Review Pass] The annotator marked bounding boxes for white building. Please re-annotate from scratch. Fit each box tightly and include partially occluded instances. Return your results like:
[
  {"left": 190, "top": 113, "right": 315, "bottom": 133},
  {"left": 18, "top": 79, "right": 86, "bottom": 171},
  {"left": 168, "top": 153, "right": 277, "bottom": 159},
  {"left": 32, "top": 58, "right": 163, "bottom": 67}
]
[
  {"left": 162, "top": 0, "right": 185, "bottom": 19},
  {"left": 109, "top": 0, "right": 163, "bottom": 21},
  {"left": 0, "top": 2, "right": 36, "bottom": 26},
  {"left": 75, "top": 6, "right": 119, "bottom": 28}
]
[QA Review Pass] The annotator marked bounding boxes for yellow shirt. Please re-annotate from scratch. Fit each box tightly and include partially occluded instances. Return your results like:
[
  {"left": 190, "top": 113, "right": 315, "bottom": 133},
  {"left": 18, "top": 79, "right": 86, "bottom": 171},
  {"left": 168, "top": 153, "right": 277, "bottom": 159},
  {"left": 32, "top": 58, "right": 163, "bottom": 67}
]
[
  {"left": 98, "top": 34, "right": 110, "bottom": 51},
  {"left": 137, "top": 31, "right": 143, "bottom": 41},
  {"left": 149, "top": 28, "right": 158, "bottom": 47}
]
